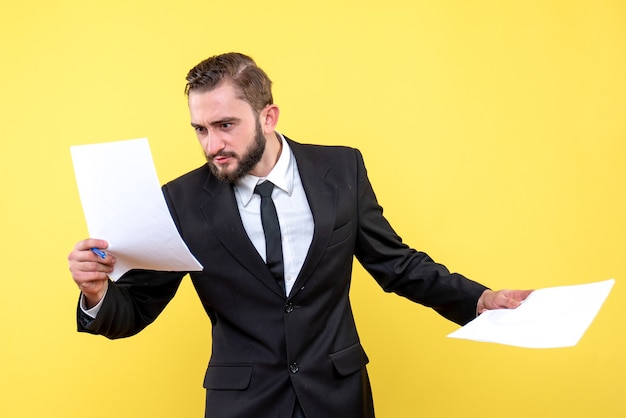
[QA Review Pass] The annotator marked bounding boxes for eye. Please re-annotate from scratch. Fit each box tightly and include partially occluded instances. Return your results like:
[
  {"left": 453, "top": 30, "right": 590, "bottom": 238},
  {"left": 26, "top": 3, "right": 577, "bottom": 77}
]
[
  {"left": 194, "top": 126, "right": 207, "bottom": 134},
  {"left": 219, "top": 122, "right": 233, "bottom": 130}
]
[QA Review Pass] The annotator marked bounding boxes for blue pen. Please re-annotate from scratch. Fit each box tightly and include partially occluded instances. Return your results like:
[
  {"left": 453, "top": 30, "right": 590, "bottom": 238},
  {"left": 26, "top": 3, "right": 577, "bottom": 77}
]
[{"left": 91, "top": 247, "right": 107, "bottom": 259}]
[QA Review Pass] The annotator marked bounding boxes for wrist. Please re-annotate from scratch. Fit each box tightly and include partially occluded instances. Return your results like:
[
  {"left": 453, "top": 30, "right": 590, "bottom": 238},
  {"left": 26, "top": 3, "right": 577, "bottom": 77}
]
[
  {"left": 82, "top": 281, "right": 108, "bottom": 309},
  {"left": 476, "top": 289, "right": 493, "bottom": 315}
]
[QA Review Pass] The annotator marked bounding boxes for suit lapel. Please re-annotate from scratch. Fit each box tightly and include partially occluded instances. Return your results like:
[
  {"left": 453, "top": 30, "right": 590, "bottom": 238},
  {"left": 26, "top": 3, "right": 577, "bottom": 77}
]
[
  {"left": 288, "top": 140, "right": 338, "bottom": 298},
  {"left": 199, "top": 174, "right": 286, "bottom": 298},
  {"left": 197, "top": 139, "right": 341, "bottom": 300}
]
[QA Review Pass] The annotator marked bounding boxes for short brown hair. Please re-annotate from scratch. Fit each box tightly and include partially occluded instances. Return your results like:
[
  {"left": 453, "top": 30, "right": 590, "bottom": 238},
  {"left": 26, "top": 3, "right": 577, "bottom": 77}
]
[{"left": 185, "top": 52, "right": 273, "bottom": 113}]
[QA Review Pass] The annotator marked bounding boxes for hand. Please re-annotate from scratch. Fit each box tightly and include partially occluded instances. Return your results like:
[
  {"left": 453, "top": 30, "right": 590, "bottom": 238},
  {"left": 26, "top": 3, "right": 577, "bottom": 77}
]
[
  {"left": 476, "top": 289, "right": 533, "bottom": 315},
  {"left": 68, "top": 238, "right": 116, "bottom": 309}
]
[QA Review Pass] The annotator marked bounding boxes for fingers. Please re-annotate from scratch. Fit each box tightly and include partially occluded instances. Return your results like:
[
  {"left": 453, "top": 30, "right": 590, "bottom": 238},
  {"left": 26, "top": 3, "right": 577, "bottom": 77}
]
[
  {"left": 477, "top": 288, "right": 534, "bottom": 314},
  {"left": 69, "top": 239, "right": 114, "bottom": 264},
  {"left": 68, "top": 250, "right": 115, "bottom": 280},
  {"left": 68, "top": 238, "right": 116, "bottom": 303},
  {"left": 74, "top": 238, "right": 110, "bottom": 253},
  {"left": 500, "top": 289, "right": 534, "bottom": 309}
]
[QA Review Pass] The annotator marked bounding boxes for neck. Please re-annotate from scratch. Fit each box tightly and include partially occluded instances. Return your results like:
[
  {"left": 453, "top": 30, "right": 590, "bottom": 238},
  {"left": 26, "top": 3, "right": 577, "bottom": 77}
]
[{"left": 251, "top": 132, "right": 282, "bottom": 178}]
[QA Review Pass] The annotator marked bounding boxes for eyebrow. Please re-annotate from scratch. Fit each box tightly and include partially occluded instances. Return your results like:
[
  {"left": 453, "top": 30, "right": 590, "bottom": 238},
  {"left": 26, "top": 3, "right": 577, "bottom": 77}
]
[{"left": 191, "top": 117, "right": 240, "bottom": 129}]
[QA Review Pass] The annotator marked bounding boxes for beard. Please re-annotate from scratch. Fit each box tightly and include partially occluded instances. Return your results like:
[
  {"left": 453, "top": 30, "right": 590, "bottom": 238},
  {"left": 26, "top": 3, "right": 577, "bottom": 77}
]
[{"left": 205, "top": 121, "right": 266, "bottom": 183}]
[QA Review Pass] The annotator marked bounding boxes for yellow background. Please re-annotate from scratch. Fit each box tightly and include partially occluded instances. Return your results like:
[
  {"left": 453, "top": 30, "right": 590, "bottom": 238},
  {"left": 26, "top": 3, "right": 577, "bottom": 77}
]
[{"left": 1, "top": 1, "right": 625, "bottom": 417}]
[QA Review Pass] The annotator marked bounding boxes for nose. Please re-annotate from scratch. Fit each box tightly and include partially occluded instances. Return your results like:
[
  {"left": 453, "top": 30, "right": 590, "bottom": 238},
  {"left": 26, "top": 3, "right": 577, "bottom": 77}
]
[{"left": 204, "top": 130, "right": 225, "bottom": 156}]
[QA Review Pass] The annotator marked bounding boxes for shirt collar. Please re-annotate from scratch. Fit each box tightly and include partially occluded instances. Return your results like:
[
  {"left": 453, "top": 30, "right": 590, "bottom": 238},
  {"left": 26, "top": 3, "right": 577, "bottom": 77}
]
[{"left": 235, "top": 133, "right": 294, "bottom": 207}]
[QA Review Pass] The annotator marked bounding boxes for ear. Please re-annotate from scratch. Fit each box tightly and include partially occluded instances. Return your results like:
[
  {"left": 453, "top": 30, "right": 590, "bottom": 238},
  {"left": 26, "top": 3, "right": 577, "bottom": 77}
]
[{"left": 260, "top": 104, "right": 280, "bottom": 134}]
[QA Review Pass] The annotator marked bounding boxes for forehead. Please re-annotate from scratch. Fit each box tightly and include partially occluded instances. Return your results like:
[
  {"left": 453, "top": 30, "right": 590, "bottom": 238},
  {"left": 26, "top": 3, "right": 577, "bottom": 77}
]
[{"left": 188, "top": 83, "right": 254, "bottom": 121}]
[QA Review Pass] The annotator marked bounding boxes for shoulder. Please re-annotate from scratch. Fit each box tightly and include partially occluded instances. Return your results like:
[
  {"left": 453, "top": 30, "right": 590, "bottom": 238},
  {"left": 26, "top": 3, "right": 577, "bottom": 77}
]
[
  {"left": 285, "top": 136, "right": 364, "bottom": 163},
  {"left": 164, "top": 164, "right": 211, "bottom": 189},
  {"left": 161, "top": 164, "right": 226, "bottom": 205}
]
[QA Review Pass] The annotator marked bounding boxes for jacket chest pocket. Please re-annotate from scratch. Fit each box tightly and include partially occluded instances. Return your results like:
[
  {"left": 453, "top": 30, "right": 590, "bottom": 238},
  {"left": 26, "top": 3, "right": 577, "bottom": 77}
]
[{"left": 327, "top": 221, "right": 353, "bottom": 249}]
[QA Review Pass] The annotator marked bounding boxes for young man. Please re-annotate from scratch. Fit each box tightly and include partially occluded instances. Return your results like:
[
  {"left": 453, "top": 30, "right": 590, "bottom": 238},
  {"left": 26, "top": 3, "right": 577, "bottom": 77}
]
[{"left": 69, "top": 52, "right": 530, "bottom": 418}]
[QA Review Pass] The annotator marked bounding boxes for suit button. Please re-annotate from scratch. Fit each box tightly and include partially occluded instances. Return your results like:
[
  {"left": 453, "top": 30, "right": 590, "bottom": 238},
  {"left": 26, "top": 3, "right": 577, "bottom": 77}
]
[
  {"left": 289, "top": 362, "right": 299, "bottom": 374},
  {"left": 284, "top": 303, "right": 294, "bottom": 313}
]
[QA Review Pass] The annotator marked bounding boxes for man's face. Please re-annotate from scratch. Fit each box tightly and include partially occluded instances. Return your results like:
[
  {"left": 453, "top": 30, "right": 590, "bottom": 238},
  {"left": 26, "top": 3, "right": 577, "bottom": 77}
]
[{"left": 188, "top": 83, "right": 266, "bottom": 183}]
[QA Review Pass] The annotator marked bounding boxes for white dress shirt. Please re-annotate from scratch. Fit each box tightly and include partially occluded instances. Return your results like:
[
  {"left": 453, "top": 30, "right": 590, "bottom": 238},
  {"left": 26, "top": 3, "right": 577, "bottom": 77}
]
[{"left": 234, "top": 133, "right": 314, "bottom": 296}]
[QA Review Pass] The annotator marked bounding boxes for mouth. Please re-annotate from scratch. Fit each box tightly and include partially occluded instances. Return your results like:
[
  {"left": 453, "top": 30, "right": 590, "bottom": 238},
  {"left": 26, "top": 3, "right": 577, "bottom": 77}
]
[
  {"left": 210, "top": 151, "right": 237, "bottom": 167},
  {"left": 213, "top": 155, "right": 232, "bottom": 165}
]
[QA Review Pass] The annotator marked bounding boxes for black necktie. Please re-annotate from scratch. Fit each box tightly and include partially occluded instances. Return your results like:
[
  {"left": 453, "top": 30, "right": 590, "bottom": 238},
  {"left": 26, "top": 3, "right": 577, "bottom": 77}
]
[{"left": 254, "top": 181, "right": 284, "bottom": 292}]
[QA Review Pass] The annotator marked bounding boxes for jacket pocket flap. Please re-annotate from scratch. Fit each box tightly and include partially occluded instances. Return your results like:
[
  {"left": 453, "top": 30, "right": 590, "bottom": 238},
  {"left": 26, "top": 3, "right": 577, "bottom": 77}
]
[
  {"left": 203, "top": 365, "right": 253, "bottom": 390},
  {"left": 329, "top": 342, "right": 369, "bottom": 376}
]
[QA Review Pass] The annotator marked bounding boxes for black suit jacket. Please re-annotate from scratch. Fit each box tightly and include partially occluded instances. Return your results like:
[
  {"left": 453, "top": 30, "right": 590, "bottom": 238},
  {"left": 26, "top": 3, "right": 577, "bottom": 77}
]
[{"left": 78, "top": 137, "right": 488, "bottom": 418}]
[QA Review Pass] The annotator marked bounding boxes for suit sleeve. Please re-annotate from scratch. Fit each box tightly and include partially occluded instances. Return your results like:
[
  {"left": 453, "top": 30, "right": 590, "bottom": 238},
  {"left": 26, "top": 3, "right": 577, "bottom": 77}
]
[
  {"left": 77, "top": 183, "right": 188, "bottom": 339},
  {"left": 77, "top": 270, "right": 186, "bottom": 339},
  {"left": 352, "top": 149, "right": 488, "bottom": 325}
]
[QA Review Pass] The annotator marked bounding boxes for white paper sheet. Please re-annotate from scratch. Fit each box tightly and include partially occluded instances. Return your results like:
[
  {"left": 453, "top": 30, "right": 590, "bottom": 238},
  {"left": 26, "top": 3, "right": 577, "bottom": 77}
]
[
  {"left": 71, "top": 138, "right": 203, "bottom": 280},
  {"left": 447, "top": 279, "right": 615, "bottom": 348}
]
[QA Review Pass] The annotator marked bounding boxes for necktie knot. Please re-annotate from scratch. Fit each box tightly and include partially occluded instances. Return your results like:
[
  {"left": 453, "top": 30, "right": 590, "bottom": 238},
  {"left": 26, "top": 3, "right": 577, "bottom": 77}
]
[{"left": 254, "top": 181, "right": 274, "bottom": 198}]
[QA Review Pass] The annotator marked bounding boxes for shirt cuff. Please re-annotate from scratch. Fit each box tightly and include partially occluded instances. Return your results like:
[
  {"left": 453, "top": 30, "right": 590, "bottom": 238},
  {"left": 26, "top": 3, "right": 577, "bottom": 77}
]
[{"left": 79, "top": 286, "right": 108, "bottom": 318}]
